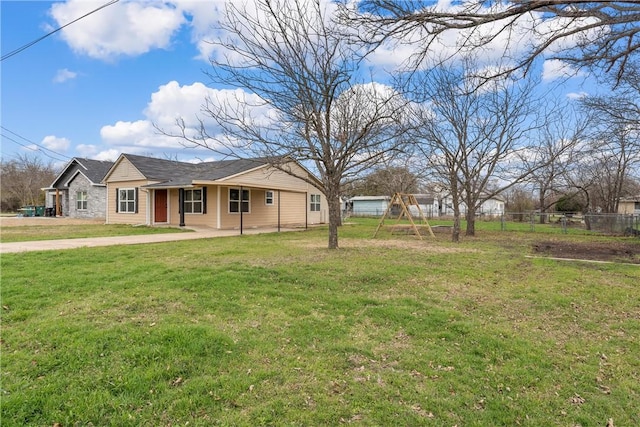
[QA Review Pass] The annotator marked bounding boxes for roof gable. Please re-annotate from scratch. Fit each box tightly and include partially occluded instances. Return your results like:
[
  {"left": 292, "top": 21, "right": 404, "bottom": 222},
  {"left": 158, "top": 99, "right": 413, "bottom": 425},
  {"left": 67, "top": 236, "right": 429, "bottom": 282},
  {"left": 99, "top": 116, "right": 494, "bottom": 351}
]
[
  {"left": 49, "top": 157, "right": 114, "bottom": 188},
  {"left": 104, "top": 154, "right": 275, "bottom": 186}
]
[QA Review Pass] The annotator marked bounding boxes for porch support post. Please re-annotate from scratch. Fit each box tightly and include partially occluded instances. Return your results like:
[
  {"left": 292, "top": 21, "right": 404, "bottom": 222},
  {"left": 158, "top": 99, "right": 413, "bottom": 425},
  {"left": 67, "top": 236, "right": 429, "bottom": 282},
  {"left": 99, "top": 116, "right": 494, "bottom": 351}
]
[
  {"left": 178, "top": 188, "right": 185, "bottom": 227},
  {"left": 277, "top": 190, "right": 281, "bottom": 232},
  {"left": 305, "top": 191, "right": 308, "bottom": 230},
  {"left": 240, "top": 186, "right": 244, "bottom": 235},
  {"left": 55, "top": 189, "right": 61, "bottom": 216}
]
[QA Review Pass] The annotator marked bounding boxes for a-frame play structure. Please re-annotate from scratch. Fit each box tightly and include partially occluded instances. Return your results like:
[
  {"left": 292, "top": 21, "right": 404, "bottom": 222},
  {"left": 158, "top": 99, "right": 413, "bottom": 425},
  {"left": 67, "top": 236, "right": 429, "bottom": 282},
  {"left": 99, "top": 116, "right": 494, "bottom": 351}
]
[{"left": 373, "top": 193, "right": 435, "bottom": 239}]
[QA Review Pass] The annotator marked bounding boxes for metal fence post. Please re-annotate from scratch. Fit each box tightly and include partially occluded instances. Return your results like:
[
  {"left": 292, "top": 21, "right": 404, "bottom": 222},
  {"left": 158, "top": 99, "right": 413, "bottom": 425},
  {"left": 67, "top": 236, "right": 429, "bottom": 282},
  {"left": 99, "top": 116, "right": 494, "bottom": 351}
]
[{"left": 529, "top": 212, "right": 535, "bottom": 232}]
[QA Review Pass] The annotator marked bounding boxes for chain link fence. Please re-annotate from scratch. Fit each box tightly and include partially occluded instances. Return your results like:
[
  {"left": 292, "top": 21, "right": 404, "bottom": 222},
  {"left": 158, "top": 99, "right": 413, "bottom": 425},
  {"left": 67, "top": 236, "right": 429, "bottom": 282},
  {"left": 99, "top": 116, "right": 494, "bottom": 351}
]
[{"left": 500, "top": 212, "right": 640, "bottom": 236}]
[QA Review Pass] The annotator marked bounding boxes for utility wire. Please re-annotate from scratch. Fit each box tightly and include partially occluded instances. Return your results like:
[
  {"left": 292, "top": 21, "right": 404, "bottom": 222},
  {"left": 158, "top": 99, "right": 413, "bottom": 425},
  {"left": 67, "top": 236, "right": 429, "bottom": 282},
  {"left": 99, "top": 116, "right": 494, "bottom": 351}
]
[
  {"left": 1, "top": 126, "right": 71, "bottom": 162},
  {"left": 1, "top": 0, "right": 119, "bottom": 62},
  {"left": 1, "top": 134, "right": 69, "bottom": 163}
]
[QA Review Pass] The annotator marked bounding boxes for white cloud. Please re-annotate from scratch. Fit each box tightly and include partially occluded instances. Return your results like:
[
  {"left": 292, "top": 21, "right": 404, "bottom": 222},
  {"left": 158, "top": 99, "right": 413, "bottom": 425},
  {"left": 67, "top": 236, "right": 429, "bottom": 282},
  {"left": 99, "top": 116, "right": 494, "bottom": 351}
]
[
  {"left": 362, "top": 2, "right": 603, "bottom": 80},
  {"left": 48, "top": 0, "right": 346, "bottom": 63},
  {"left": 93, "top": 149, "right": 120, "bottom": 161},
  {"left": 100, "top": 80, "right": 275, "bottom": 153},
  {"left": 171, "top": 0, "right": 226, "bottom": 61},
  {"left": 76, "top": 144, "right": 98, "bottom": 157},
  {"left": 49, "top": 0, "right": 186, "bottom": 60},
  {"left": 53, "top": 68, "right": 77, "bottom": 83},
  {"left": 76, "top": 144, "right": 119, "bottom": 161},
  {"left": 542, "top": 59, "right": 583, "bottom": 82},
  {"left": 41, "top": 135, "right": 71, "bottom": 151},
  {"left": 567, "top": 91, "right": 588, "bottom": 100}
]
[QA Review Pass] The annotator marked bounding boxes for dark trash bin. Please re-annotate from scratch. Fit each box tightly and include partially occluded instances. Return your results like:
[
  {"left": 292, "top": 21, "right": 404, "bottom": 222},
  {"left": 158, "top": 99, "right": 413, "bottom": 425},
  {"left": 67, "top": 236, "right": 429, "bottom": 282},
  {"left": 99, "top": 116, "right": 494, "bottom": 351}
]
[{"left": 35, "top": 205, "right": 45, "bottom": 216}]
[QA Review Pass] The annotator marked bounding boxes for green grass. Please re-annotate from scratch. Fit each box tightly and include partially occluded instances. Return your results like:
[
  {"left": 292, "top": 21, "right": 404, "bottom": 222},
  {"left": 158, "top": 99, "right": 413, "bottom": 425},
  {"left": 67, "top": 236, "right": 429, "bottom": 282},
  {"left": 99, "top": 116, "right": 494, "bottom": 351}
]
[
  {"left": 0, "top": 224, "right": 189, "bottom": 243},
  {"left": 2, "top": 219, "right": 639, "bottom": 426}
]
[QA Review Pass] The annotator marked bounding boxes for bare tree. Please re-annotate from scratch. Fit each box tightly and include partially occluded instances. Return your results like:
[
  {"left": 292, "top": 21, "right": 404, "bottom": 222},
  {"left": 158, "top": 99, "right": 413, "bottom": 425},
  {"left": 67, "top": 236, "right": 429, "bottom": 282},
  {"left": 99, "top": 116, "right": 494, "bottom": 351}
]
[
  {"left": 405, "top": 57, "right": 543, "bottom": 241},
  {"left": 341, "top": 1, "right": 640, "bottom": 84},
  {"left": 524, "top": 102, "right": 586, "bottom": 222},
  {"left": 165, "top": 0, "right": 406, "bottom": 249},
  {"left": 0, "top": 154, "right": 57, "bottom": 211},
  {"left": 503, "top": 184, "right": 536, "bottom": 221},
  {"left": 346, "top": 165, "right": 420, "bottom": 197},
  {"left": 579, "top": 78, "right": 640, "bottom": 212}
]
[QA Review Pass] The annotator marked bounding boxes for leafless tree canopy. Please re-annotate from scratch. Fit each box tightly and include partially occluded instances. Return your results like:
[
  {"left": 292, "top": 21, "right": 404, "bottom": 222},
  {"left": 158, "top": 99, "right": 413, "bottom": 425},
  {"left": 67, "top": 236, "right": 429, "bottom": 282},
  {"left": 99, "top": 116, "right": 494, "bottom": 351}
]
[
  {"left": 522, "top": 101, "right": 587, "bottom": 221},
  {"left": 576, "top": 83, "right": 640, "bottom": 213},
  {"left": 405, "top": 56, "right": 547, "bottom": 240},
  {"left": 0, "top": 154, "right": 57, "bottom": 211},
  {"left": 164, "top": 0, "right": 407, "bottom": 249},
  {"left": 342, "top": 1, "right": 640, "bottom": 83},
  {"left": 345, "top": 165, "right": 420, "bottom": 197}
]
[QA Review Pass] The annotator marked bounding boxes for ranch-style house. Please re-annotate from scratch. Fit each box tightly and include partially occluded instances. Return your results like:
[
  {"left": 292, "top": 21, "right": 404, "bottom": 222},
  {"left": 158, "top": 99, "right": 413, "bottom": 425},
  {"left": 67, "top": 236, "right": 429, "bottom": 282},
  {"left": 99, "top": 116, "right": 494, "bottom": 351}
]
[{"left": 103, "top": 153, "right": 327, "bottom": 231}]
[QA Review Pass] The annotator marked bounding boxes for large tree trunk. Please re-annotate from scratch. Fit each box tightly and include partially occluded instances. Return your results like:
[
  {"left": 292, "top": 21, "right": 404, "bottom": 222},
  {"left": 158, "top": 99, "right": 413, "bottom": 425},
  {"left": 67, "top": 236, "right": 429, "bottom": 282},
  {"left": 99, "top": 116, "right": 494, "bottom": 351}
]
[
  {"left": 539, "top": 190, "right": 547, "bottom": 224},
  {"left": 451, "top": 195, "right": 461, "bottom": 243},
  {"left": 452, "top": 212, "right": 461, "bottom": 242},
  {"left": 465, "top": 205, "right": 476, "bottom": 236},
  {"left": 327, "top": 194, "right": 341, "bottom": 249}
]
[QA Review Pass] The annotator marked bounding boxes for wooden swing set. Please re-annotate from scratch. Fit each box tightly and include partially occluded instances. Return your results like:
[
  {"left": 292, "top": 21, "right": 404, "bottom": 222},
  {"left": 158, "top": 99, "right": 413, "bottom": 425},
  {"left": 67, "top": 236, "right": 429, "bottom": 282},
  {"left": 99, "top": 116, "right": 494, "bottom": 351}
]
[{"left": 373, "top": 193, "right": 435, "bottom": 239}]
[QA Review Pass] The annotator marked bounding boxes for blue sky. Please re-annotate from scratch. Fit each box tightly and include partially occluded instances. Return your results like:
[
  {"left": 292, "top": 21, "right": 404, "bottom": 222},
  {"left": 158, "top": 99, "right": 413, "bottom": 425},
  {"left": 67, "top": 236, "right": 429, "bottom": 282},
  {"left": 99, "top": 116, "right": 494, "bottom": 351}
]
[{"left": 1, "top": 0, "right": 602, "bottom": 168}]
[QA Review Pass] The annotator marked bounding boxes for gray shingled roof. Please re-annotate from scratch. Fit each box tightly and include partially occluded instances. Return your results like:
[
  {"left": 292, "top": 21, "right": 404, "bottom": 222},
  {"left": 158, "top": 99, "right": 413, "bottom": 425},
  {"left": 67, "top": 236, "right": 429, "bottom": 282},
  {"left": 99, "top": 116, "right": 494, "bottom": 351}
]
[
  {"left": 123, "top": 154, "right": 272, "bottom": 187},
  {"left": 75, "top": 158, "right": 114, "bottom": 183},
  {"left": 50, "top": 157, "right": 114, "bottom": 188}
]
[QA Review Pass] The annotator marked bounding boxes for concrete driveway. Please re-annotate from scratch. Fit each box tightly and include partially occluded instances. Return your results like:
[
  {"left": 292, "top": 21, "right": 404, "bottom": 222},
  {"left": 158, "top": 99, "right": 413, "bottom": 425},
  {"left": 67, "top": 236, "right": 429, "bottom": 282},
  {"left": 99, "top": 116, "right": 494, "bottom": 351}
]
[{"left": 0, "top": 217, "right": 301, "bottom": 254}]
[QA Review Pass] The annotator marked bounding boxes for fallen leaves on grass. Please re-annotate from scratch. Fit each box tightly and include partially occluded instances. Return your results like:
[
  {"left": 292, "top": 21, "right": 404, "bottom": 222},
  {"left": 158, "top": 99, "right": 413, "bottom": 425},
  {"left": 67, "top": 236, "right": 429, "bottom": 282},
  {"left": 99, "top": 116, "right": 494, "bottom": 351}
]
[{"left": 569, "top": 394, "right": 585, "bottom": 405}]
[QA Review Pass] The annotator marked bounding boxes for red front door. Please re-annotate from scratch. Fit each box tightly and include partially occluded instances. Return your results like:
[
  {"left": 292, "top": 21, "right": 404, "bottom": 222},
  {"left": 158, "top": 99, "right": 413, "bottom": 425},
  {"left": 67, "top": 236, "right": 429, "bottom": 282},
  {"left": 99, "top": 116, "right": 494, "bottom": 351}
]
[{"left": 155, "top": 189, "right": 168, "bottom": 223}]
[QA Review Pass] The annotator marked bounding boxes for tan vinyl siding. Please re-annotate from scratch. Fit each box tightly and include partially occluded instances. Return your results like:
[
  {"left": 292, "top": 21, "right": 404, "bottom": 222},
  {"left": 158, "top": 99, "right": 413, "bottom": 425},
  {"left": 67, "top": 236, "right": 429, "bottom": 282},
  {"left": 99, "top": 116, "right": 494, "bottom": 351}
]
[
  {"left": 279, "top": 191, "right": 307, "bottom": 226},
  {"left": 218, "top": 187, "right": 310, "bottom": 229},
  {"left": 106, "top": 179, "right": 148, "bottom": 224},
  {"left": 222, "top": 163, "right": 317, "bottom": 192},
  {"left": 166, "top": 187, "right": 218, "bottom": 227},
  {"left": 107, "top": 158, "right": 145, "bottom": 181}
]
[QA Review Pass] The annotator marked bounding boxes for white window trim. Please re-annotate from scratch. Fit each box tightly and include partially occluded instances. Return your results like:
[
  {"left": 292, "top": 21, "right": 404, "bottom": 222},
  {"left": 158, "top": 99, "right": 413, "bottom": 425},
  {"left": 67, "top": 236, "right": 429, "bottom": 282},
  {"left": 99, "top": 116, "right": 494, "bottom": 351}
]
[
  {"left": 310, "top": 194, "right": 321, "bottom": 212},
  {"left": 184, "top": 189, "right": 203, "bottom": 214},
  {"left": 265, "top": 190, "right": 274, "bottom": 206},
  {"left": 118, "top": 188, "right": 136, "bottom": 214},
  {"left": 76, "top": 191, "right": 88, "bottom": 211}
]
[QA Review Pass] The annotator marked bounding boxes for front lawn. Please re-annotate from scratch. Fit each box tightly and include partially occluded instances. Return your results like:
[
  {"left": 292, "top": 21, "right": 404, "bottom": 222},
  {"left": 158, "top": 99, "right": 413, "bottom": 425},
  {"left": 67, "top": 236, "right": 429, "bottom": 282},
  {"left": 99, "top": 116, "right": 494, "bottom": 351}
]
[
  {"left": 0, "top": 224, "right": 189, "bottom": 243},
  {"left": 1, "top": 219, "right": 638, "bottom": 426}
]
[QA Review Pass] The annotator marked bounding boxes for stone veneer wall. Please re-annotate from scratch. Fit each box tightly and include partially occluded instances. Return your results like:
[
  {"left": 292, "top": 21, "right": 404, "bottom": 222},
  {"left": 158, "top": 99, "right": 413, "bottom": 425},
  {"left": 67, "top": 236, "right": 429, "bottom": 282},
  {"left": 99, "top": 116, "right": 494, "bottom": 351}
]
[{"left": 68, "top": 173, "right": 107, "bottom": 219}]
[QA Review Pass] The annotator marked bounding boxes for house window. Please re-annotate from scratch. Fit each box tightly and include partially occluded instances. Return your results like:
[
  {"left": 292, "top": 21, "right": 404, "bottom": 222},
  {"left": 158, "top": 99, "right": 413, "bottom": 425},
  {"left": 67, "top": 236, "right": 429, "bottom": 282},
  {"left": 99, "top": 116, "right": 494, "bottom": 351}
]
[
  {"left": 229, "top": 188, "right": 250, "bottom": 213},
  {"left": 310, "top": 194, "right": 321, "bottom": 211},
  {"left": 184, "top": 189, "right": 203, "bottom": 214},
  {"left": 265, "top": 190, "right": 274, "bottom": 206},
  {"left": 118, "top": 188, "right": 136, "bottom": 213},
  {"left": 76, "top": 191, "right": 87, "bottom": 210}
]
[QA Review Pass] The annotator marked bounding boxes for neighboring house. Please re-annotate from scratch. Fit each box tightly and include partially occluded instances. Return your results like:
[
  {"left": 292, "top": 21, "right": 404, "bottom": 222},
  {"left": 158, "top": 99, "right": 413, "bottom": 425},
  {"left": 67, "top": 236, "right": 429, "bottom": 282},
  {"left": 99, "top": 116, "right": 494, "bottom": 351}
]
[
  {"left": 43, "top": 157, "right": 114, "bottom": 218},
  {"left": 349, "top": 196, "right": 391, "bottom": 216},
  {"left": 439, "top": 194, "right": 506, "bottom": 217},
  {"left": 618, "top": 196, "right": 640, "bottom": 215},
  {"left": 102, "top": 153, "right": 327, "bottom": 230},
  {"left": 409, "top": 194, "right": 439, "bottom": 218}
]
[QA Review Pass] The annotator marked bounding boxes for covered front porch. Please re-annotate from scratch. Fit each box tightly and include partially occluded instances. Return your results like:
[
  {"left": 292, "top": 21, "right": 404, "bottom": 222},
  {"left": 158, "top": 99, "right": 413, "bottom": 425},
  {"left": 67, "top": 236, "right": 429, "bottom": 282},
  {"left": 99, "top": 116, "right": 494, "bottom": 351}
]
[{"left": 144, "top": 183, "right": 319, "bottom": 234}]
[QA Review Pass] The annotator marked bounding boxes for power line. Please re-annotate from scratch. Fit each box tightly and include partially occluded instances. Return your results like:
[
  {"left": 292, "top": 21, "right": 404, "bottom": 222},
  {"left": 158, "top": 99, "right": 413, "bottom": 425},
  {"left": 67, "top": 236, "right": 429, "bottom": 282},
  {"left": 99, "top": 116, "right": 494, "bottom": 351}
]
[
  {"left": 1, "top": 126, "right": 71, "bottom": 163},
  {"left": 1, "top": 0, "right": 120, "bottom": 62},
  {"left": 1, "top": 134, "right": 69, "bottom": 163}
]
